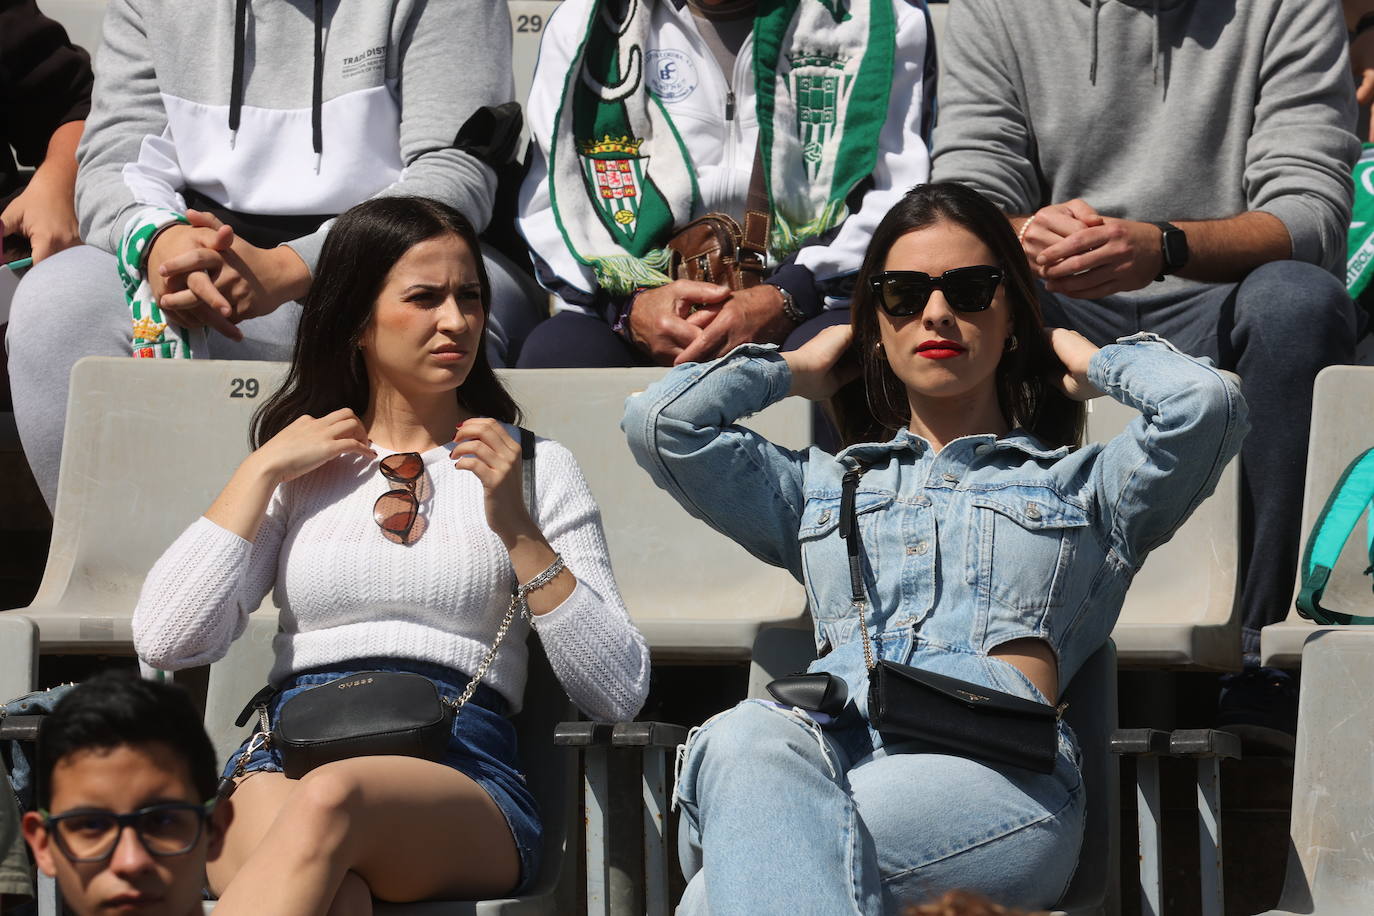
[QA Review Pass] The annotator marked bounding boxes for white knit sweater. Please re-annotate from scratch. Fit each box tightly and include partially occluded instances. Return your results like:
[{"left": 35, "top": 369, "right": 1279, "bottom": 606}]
[{"left": 132, "top": 435, "right": 651, "bottom": 722}]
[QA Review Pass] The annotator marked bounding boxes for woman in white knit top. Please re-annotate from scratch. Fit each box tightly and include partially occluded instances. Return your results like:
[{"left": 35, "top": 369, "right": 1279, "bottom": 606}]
[{"left": 132, "top": 197, "right": 650, "bottom": 911}]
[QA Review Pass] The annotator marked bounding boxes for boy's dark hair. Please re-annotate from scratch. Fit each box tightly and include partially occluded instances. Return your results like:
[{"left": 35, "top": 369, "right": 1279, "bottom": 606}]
[{"left": 36, "top": 672, "right": 217, "bottom": 809}]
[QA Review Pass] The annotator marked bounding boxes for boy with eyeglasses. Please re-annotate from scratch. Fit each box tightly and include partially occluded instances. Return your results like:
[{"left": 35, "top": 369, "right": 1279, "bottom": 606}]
[{"left": 20, "top": 673, "right": 226, "bottom": 916}]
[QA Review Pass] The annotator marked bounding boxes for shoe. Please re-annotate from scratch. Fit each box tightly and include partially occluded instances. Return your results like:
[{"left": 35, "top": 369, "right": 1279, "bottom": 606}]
[{"left": 1216, "top": 666, "right": 1299, "bottom": 755}]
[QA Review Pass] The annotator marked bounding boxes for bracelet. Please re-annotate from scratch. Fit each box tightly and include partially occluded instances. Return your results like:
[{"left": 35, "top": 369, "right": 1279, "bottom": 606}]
[
  {"left": 516, "top": 553, "right": 566, "bottom": 600},
  {"left": 1017, "top": 213, "right": 1039, "bottom": 247},
  {"left": 768, "top": 282, "right": 807, "bottom": 324},
  {"left": 613, "top": 287, "right": 651, "bottom": 346}
]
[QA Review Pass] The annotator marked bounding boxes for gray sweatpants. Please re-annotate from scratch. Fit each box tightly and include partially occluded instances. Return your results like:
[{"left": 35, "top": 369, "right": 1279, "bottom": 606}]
[{"left": 7, "top": 243, "right": 546, "bottom": 509}]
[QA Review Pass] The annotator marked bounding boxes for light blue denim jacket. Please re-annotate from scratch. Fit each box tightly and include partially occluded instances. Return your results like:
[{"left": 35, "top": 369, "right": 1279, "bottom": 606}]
[{"left": 624, "top": 334, "right": 1249, "bottom": 724}]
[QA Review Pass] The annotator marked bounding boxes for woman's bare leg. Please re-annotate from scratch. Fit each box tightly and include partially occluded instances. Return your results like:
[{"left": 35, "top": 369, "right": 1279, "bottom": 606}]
[{"left": 208, "top": 756, "right": 519, "bottom": 916}]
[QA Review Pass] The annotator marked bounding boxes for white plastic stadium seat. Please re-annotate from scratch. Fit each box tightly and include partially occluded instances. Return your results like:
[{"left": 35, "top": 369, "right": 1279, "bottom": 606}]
[
  {"left": 0, "top": 359, "right": 808, "bottom": 661},
  {"left": 502, "top": 368, "right": 811, "bottom": 658},
  {"left": 1261, "top": 366, "right": 1374, "bottom": 668},
  {"left": 0, "top": 614, "right": 38, "bottom": 701},
  {"left": 1256, "top": 629, "right": 1374, "bottom": 916},
  {"left": 509, "top": 0, "right": 561, "bottom": 117},
  {"left": 0, "top": 358, "right": 288, "bottom": 652},
  {"left": 1086, "top": 374, "right": 1244, "bottom": 671}
]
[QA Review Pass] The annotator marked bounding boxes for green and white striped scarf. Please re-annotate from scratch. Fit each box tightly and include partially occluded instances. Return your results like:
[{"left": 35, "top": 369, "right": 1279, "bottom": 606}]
[
  {"left": 118, "top": 208, "right": 208, "bottom": 359},
  {"left": 549, "top": 0, "right": 894, "bottom": 296}
]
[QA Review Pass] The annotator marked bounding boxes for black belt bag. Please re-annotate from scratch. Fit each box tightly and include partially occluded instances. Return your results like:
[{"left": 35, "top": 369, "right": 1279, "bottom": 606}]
[{"left": 770, "top": 461, "right": 1062, "bottom": 775}]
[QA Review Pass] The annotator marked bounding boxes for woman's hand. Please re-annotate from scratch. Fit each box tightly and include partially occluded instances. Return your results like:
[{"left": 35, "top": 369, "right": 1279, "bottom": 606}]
[
  {"left": 248, "top": 409, "right": 376, "bottom": 485},
  {"left": 452, "top": 418, "right": 540, "bottom": 548},
  {"left": 782, "top": 324, "right": 857, "bottom": 401},
  {"left": 1046, "top": 327, "right": 1105, "bottom": 401},
  {"left": 206, "top": 410, "right": 373, "bottom": 541}
]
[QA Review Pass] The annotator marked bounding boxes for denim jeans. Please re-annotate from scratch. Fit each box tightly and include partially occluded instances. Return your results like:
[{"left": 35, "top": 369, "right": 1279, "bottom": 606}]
[{"left": 673, "top": 700, "right": 1084, "bottom": 915}]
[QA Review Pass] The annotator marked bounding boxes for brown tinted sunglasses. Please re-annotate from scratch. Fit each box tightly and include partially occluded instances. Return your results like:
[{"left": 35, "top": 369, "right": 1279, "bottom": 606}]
[{"left": 374, "top": 452, "right": 424, "bottom": 540}]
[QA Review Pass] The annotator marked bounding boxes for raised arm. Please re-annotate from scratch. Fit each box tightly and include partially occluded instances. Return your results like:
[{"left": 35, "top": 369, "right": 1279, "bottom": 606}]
[
  {"left": 132, "top": 410, "right": 376, "bottom": 669},
  {"left": 1083, "top": 334, "right": 1249, "bottom": 567},
  {"left": 622, "top": 325, "right": 854, "bottom": 578}
]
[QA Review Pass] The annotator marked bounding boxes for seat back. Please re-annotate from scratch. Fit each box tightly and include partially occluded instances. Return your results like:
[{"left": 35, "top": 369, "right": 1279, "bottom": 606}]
[
  {"left": 7, "top": 358, "right": 289, "bottom": 651},
  {"left": 1085, "top": 385, "right": 1243, "bottom": 670},
  {"left": 1261, "top": 366, "right": 1374, "bottom": 668},
  {"left": 1261, "top": 629, "right": 1374, "bottom": 916},
  {"left": 499, "top": 368, "right": 810, "bottom": 659},
  {"left": 6, "top": 360, "right": 808, "bottom": 659},
  {"left": 1052, "top": 640, "right": 1119, "bottom": 916}
]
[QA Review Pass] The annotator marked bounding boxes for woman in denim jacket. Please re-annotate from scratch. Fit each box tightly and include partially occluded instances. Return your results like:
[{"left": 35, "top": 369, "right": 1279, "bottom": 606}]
[{"left": 622, "top": 183, "right": 1248, "bottom": 913}]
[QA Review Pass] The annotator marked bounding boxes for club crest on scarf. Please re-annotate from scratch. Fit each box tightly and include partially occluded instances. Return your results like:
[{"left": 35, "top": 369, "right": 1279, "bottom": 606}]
[
  {"left": 787, "top": 51, "right": 853, "bottom": 180},
  {"left": 580, "top": 135, "right": 649, "bottom": 245}
]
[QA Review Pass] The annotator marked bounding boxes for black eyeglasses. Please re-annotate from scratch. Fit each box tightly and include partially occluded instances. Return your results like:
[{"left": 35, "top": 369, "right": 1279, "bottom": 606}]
[
  {"left": 869, "top": 266, "right": 1003, "bottom": 317},
  {"left": 40, "top": 802, "right": 215, "bottom": 863},
  {"left": 374, "top": 452, "right": 424, "bottom": 541}
]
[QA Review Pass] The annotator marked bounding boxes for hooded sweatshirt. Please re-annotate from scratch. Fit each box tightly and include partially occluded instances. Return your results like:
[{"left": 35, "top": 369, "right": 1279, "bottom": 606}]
[
  {"left": 931, "top": 0, "right": 1358, "bottom": 277},
  {"left": 74, "top": 0, "right": 516, "bottom": 270}
]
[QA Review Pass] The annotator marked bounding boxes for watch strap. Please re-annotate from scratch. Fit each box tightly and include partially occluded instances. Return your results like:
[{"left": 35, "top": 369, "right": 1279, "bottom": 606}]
[{"left": 1150, "top": 220, "right": 1187, "bottom": 280}]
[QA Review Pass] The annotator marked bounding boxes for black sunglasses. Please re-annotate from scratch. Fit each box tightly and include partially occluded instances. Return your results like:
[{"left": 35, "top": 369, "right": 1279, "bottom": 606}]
[
  {"left": 40, "top": 802, "right": 215, "bottom": 863},
  {"left": 869, "top": 266, "right": 1003, "bottom": 317}
]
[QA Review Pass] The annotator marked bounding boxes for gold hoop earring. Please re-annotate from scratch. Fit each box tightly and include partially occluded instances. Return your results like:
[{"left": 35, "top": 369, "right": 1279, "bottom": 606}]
[{"left": 1005, "top": 336, "right": 1019, "bottom": 352}]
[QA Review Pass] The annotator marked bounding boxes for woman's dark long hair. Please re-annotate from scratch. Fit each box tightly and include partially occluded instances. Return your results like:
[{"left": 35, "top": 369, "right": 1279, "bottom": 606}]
[
  {"left": 833, "top": 182, "right": 1083, "bottom": 449},
  {"left": 252, "top": 197, "right": 520, "bottom": 447}
]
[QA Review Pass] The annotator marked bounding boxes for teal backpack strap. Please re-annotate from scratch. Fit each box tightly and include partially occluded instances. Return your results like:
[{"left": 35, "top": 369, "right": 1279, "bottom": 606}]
[{"left": 1296, "top": 447, "right": 1374, "bottom": 625}]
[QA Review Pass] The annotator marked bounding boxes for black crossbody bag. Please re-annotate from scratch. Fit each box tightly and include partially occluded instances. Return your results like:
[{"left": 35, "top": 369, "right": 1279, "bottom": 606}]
[
  {"left": 769, "top": 461, "right": 1063, "bottom": 774},
  {"left": 221, "top": 430, "right": 541, "bottom": 790}
]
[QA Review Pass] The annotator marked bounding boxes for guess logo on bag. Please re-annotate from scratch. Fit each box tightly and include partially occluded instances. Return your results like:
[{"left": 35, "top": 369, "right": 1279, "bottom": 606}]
[{"left": 337, "top": 677, "right": 375, "bottom": 690}]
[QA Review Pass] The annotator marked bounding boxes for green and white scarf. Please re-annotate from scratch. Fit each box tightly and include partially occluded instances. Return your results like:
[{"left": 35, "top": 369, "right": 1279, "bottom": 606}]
[
  {"left": 549, "top": 0, "right": 894, "bottom": 296},
  {"left": 118, "top": 207, "right": 208, "bottom": 359},
  {"left": 1348, "top": 144, "right": 1374, "bottom": 303}
]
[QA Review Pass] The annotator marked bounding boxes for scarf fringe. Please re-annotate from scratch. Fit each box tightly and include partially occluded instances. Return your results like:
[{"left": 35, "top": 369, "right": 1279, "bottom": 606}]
[{"left": 590, "top": 249, "right": 674, "bottom": 296}]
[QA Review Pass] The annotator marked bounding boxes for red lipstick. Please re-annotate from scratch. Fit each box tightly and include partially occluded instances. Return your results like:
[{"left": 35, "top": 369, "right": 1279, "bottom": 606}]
[{"left": 917, "top": 339, "right": 965, "bottom": 360}]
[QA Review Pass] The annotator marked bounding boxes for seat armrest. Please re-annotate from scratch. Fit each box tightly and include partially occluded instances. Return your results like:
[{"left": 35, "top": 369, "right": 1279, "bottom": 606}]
[
  {"left": 1110, "top": 728, "right": 1171, "bottom": 756},
  {"left": 612, "top": 722, "right": 688, "bottom": 749},
  {"left": 0, "top": 714, "right": 43, "bottom": 741},
  {"left": 1169, "top": 729, "right": 1242, "bottom": 760},
  {"left": 553, "top": 721, "right": 615, "bottom": 747},
  {"left": 553, "top": 720, "right": 688, "bottom": 750}
]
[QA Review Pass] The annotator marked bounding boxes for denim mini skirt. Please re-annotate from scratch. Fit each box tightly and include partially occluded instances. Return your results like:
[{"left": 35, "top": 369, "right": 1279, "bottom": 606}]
[{"left": 221, "top": 656, "right": 542, "bottom": 894}]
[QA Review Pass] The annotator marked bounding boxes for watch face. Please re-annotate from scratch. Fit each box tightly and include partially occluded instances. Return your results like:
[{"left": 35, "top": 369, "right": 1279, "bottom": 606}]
[{"left": 1161, "top": 226, "right": 1188, "bottom": 270}]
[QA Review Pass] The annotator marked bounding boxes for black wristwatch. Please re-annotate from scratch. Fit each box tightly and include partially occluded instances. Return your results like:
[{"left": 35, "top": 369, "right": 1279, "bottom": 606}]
[{"left": 1150, "top": 221, "right": 1188, "bottom": 281}]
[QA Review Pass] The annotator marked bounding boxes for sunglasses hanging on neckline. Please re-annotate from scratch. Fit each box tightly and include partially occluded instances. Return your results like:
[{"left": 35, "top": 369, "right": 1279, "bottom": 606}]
[{"left": 373, "top": 452, "right": 425, "bottom": 541}]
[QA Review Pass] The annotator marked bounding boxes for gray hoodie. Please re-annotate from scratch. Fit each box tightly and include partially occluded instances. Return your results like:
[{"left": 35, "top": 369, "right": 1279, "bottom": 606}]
[
  {"left": 75, "top": 0, "right": 516, "bottom": 270},
  {"left": 931, "top": 0, "right": 1358, "bottom": 275}
]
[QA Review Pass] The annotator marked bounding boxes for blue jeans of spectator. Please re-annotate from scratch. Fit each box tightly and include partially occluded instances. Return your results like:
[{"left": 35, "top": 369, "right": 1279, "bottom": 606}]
[
  {"left": 673, "top": 700, "right": 1084, "bottom": 915},
  {"left": 1037, "top": 260, "right": 1358, "bottom": 658}
]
